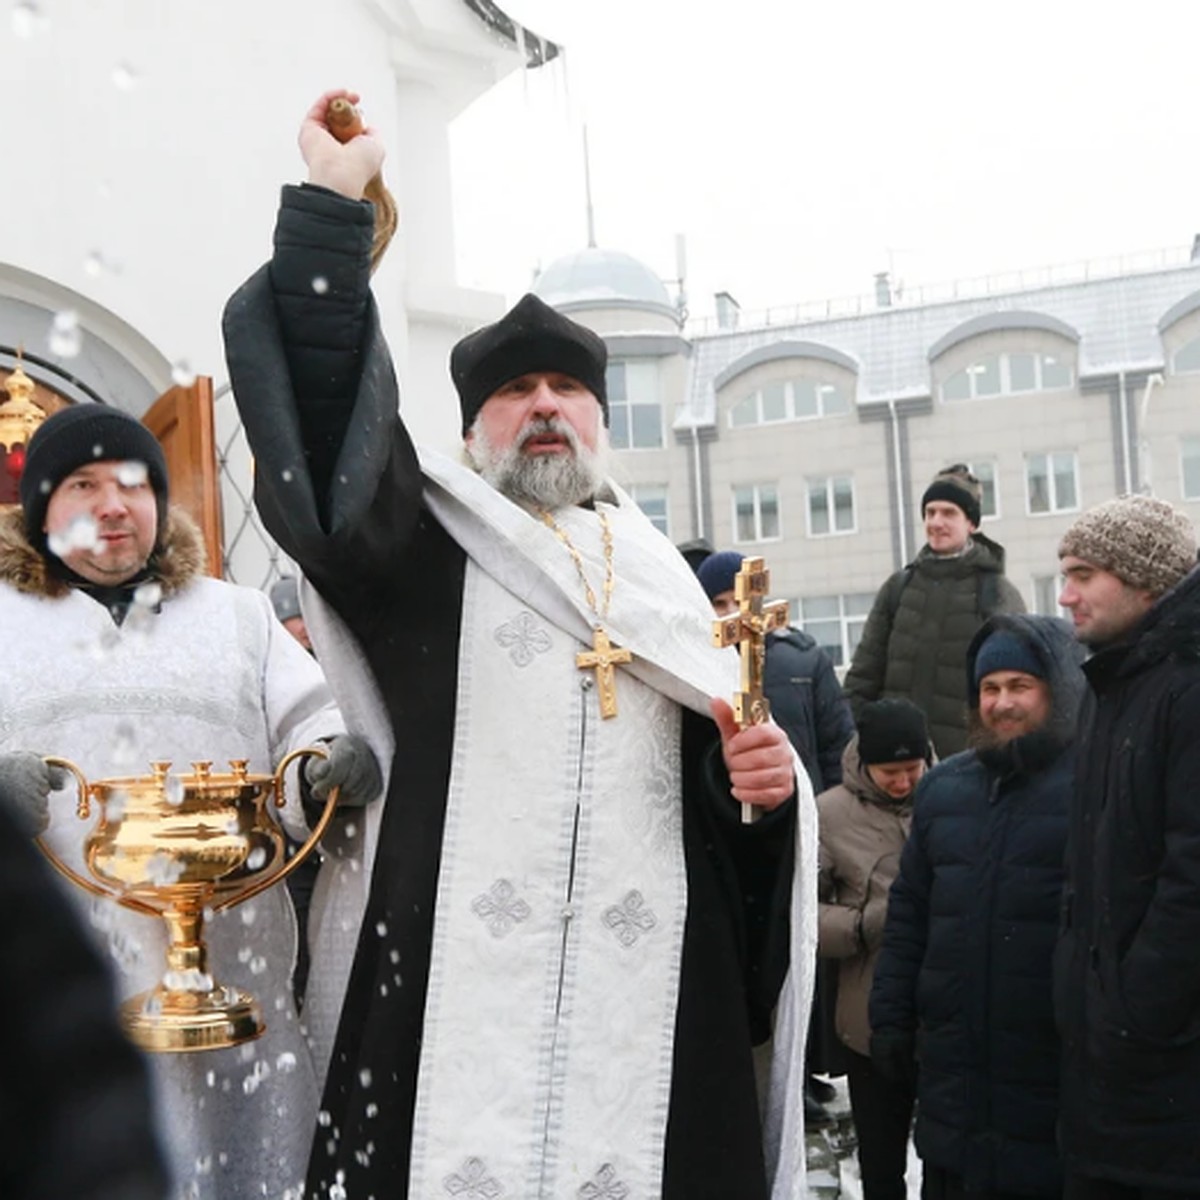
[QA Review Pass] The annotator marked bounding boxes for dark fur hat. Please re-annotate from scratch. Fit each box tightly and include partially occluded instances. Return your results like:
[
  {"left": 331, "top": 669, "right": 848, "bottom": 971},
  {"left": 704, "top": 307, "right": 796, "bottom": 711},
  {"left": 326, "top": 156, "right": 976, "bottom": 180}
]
[{"left": 450, "top": 294, "right": 608, "bottom": 435}]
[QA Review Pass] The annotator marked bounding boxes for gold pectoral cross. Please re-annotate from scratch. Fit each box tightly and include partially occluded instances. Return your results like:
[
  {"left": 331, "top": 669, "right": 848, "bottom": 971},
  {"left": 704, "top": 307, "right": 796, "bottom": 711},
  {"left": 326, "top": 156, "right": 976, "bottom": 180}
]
[
  {"left": 576, "top": 625, "right": 633, "bottom": 719},
  {"left": 711, "top": 556, "right": 790, "bottom": 822}
]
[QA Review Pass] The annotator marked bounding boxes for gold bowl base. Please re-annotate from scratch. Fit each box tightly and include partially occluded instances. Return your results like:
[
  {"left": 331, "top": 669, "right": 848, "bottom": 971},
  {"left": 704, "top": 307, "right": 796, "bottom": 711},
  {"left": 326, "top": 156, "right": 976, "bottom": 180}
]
[{"left": 122, "top": 985, "right": 265, "bottom": 1053}]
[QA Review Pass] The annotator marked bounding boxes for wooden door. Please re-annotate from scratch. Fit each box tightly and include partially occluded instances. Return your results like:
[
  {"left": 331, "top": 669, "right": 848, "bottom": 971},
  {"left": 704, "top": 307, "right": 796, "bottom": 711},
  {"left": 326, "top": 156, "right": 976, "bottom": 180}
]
[{"left": 142, "top": 377, "right": 223, "bottom": 577}]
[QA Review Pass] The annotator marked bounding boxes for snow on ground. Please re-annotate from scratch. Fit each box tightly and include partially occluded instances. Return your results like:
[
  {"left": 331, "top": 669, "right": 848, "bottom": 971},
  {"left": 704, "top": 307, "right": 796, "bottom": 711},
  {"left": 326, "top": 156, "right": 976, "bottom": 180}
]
[{"left": 805, "top": 1076, "right": 922, "bottom": 1199}]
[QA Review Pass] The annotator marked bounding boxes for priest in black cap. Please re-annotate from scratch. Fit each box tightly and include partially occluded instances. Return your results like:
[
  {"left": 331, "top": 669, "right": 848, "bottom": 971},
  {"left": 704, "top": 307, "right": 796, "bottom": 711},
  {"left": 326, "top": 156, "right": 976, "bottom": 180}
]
[{"left": 223, "top": 89, "right": 817, "bottom": 1200}]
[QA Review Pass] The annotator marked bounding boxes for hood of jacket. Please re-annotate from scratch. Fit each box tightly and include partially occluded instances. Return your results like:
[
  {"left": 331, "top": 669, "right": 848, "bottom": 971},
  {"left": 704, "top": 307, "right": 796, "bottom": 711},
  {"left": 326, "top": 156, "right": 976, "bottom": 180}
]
[
  {"left": 966, "top": 612, "right": 1086, "bottom": 773},
  {"left": 838, "top": 733, "right": 929, "bottom": 814},
  {"left": 0, "top": 503, "right": 206, "bottom": 600}
]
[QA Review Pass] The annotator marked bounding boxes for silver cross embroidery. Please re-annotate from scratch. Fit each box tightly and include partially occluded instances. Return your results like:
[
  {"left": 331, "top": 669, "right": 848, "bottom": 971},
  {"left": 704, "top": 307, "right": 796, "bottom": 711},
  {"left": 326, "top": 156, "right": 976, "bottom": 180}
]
[
  {"left": 578, "top": 1163, "right": 630, "bottom": 1199},
  {"left": 471, "top": 879, "right": 532, "bottom": 939},
  {"left": 602, "top": 890, "right": 657, "bottom": 948},
  {"left": 443, "top": 1156, "right": 504, "bottom": 1198},
  {"left": 494, "top": 610, "right": 552, "bottom": 667}
]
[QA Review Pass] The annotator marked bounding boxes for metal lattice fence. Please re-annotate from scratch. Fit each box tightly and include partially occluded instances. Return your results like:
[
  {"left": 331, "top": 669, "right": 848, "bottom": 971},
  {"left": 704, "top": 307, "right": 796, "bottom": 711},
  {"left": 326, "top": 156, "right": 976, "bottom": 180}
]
[{"left": 213, "top": 384, "right": 295, "bottom": 590}]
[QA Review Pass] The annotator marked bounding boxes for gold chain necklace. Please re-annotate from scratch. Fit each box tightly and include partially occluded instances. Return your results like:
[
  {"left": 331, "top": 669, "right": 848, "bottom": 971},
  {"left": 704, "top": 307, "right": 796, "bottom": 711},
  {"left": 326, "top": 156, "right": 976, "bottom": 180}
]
[{"left": 540, "top": 507, "right": 632, "bottom": 719}]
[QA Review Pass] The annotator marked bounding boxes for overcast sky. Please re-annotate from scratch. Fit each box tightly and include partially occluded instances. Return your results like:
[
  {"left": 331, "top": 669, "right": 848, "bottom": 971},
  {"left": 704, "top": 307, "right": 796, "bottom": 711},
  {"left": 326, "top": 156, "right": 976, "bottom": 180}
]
[{"left": 450, "top": 0, "right": 1200, "bottom": 325}]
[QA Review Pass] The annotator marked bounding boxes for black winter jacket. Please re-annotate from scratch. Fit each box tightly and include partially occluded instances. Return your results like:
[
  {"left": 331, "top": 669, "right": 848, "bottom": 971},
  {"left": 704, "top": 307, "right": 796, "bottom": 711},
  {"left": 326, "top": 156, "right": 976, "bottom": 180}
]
[
  {"left": 870, "top": 614, "right": 1084, "bottom": 1197},
  {"left": 0, "top": 796, "right": 167, "bottom": 1200},
  {"left": 843, "top": 536, "right": 1025, "bottom": 758},
  {"left": 764, "top": 628, "right": 853, "bottom": 794},
  {"left": 1054, "top": 567, "right": 1200, "bottom": 1191}
]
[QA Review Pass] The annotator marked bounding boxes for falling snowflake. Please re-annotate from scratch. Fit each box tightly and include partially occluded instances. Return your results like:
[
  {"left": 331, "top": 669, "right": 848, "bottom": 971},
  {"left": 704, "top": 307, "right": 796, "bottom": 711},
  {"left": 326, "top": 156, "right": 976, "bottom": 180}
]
[{"left": 48, "top": 309, "right": 81, "bottom": 358}]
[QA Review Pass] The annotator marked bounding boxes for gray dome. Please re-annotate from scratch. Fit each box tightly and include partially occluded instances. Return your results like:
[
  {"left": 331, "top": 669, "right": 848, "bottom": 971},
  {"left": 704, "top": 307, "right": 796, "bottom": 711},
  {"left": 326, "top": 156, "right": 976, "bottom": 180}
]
[{"left": 533, "top": 247, "right": 674, "bottom": 315}]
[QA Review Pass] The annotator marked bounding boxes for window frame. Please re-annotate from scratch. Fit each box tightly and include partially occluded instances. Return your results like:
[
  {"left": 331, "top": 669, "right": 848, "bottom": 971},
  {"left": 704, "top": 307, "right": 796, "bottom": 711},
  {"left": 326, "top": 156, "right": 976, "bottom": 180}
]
[
  {"left": 805, "top": 474, "right": 857, "bottom": 538},
  {"left": 1181, "top": 435, "right": 1200, "bottom": 500},
  {"left": 965, "top": 459, "right": 1001, "bottom": 520},
  {"left": 1172, "top": 336, "right": 1200, "bottom": 375},
  {"left": 941, "top": 350, "right": 1075, "bottom": 402},
  {"left": 1031, "top": 574, "right": 1070, "bottom": 619},
  {"left": 794, "top": 592, "right": 875, "bottom": 668},
  {"left": 726, "top": 375, "right": 851, "bottom": 429},
  {"left": 606, "top": 359, "right": 664, "bottom": 451},
  {"left": 1024, "top": 450, "right": 1081, "bottom": 516},
  {"left": 628, "top": 482, "right": 670, "bottom": 537},
  {"left": 732, "top": 482, "right": 782, "bottom": 543}
]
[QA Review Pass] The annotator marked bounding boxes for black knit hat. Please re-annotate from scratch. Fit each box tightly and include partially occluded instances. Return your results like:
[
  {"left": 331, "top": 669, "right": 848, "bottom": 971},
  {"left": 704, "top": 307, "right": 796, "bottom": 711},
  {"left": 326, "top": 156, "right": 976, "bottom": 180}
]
[
  {"left": 857, "top": 699, "right": 931, "bottom": 765},
  {"left": 450, "top": 294, "right": 608, "bottom": 435},
  {"left": 921, "top": 463, "right": 982, "bottom": 527},
  {"left": 696, "top": 550, "right": 744, "bottom": 600},
  {"left": 20, "top": 403, "right": 169, "bottom": 554}
]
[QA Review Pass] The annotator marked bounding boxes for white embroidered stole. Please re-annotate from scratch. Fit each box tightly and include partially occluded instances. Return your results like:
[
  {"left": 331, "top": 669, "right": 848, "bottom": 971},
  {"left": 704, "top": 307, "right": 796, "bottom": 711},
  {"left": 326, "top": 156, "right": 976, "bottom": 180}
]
[{"left": 407, "top": 558, "right": 686, "bottom": 1199}]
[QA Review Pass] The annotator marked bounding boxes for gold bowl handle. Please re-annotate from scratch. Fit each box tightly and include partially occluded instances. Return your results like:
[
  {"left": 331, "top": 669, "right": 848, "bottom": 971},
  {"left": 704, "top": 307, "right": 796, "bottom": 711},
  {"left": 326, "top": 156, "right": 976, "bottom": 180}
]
[
  {"left": 34, "top": 755, "right": 158, "bottom": 917},
  {"left": 211, "top": 745, "right": 341, "bottom": 912}
]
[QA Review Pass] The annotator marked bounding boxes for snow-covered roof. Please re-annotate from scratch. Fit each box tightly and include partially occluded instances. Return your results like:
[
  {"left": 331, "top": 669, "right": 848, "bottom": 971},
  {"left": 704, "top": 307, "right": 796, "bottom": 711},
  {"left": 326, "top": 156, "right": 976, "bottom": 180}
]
[{"left": 680, "top": 262, "right": 1200, "bottom": 428}]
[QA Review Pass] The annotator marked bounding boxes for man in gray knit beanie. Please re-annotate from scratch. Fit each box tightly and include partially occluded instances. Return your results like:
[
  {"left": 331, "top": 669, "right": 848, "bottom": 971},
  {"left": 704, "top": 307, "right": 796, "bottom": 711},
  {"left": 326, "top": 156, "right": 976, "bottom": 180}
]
[
  {"left": 1058, "top": 494, "right": 1196, "bottom": 647},
  {"left": 1054, "top": 491, "right": 1200, "bottom": 1199}
]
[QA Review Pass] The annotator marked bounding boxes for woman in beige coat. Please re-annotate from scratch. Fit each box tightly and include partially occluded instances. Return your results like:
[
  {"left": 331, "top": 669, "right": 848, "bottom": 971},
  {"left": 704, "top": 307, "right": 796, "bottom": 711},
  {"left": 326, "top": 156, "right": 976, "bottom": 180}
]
[{"left": 818, "top": 699, "right": 931, "bottom": 1200}]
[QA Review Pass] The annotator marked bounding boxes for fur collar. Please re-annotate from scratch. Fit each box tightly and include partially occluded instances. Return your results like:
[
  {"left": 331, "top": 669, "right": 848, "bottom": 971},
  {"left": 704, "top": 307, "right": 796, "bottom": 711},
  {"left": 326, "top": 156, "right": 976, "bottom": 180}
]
[{"left": 0, "top": 504, "right": 206, "bottom": 599}]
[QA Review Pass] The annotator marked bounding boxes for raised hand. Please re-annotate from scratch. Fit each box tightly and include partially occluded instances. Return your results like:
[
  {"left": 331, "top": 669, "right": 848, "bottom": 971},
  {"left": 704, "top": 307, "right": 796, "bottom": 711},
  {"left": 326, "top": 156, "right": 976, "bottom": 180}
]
[{"left": 299, "top": 89, "right": 386, "bottom": 201}]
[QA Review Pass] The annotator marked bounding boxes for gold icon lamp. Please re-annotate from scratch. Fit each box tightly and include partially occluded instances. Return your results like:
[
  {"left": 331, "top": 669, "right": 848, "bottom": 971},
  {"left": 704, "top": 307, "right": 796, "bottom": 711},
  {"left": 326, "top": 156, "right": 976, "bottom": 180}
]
[
  {"left": 37, "top": 751, "right": 339, "bottom": 1053},
  {"left": 0, "top": 353, "right": 47, "bottom": 481}
]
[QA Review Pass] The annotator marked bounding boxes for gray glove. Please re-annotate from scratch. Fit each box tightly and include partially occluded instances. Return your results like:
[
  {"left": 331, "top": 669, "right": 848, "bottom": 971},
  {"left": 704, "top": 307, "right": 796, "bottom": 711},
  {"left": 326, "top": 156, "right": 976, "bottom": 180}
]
[
  {"left": 304, "top": 735, "right": 382, "bottom": 808},
  {"left": 0, "top": 752, "right": 67, "bottom": 837}
]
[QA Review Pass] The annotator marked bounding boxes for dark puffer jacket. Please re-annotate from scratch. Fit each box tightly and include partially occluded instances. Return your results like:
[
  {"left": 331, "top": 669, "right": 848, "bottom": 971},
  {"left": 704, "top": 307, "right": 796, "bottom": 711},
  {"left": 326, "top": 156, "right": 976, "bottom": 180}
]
[
  {"left": 764, "top": 628, "right": 854, "bottom": 794},
  {"left": 870, "top": 614, "right": 1084, "bottom": 1197},
  {"left": 843, "top": 535, "right": 1025, "bottom": 757},
  {"left": 1054, "top": 567, "right": 1200, "bottom": 1191},
  {"left": 0, "top": 796, "right": 168, "bottom": 1200}
]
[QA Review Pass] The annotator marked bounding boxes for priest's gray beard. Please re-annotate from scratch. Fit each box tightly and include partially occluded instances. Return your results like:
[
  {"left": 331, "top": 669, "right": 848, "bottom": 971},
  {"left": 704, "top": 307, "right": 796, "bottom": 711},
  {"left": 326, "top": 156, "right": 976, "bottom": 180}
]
[{"left": 466, "top": 416, "right": 609, "bottom": 509}]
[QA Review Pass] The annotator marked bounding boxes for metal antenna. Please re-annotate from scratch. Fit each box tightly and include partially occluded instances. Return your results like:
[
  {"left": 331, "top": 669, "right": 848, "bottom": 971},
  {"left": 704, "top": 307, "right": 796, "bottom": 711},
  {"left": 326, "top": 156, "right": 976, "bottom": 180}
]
[{"left": 583, "top": 123, "right": 596, "bottom": 248}]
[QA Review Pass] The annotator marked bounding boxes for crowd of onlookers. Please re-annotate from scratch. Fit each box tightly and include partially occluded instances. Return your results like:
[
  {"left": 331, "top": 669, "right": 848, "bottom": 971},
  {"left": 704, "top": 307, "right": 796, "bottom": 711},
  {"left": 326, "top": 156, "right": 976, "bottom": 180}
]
[{"left": 690, "top": 465, "right": 1200, "bottom": 1200}]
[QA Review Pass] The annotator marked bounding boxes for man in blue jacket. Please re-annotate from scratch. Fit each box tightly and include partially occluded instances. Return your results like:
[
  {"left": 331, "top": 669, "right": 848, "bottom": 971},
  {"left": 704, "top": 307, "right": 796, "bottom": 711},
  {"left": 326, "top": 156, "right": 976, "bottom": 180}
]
[{"left": 870, "top": 614, "right": 1085, "bottom": 1199}]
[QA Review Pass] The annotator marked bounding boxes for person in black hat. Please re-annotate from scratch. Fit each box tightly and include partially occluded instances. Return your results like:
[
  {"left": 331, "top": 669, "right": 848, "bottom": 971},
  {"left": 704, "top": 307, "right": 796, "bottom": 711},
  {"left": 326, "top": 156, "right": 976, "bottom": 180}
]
[
  {"left": 818, "top": 698, "right": 931, "bottom": 1200},
  {"left": 870, "top": 616, "right": 1085, "bottom": 1199},
  {"left": 0, "top": 401, "right": 381, "bottom": 1199},
  {"left": 222, "top": 89, "right": 812, "bottom": 1200},
  {"left": 843, "top": 464, "right": 1025, "bottom": 758},
  {"left": 271, "top": 573, "right": 313, "bottom": 652},
  {"left": 697, "top": 548, "right": 853, "bottom": 1123}
]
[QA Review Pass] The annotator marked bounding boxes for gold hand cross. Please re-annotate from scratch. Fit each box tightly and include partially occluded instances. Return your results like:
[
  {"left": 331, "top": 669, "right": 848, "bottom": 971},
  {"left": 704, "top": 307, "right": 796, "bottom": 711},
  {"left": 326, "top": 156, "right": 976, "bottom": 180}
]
[{"left": 711, "top": 556, "right": 790, "bottom": 822}]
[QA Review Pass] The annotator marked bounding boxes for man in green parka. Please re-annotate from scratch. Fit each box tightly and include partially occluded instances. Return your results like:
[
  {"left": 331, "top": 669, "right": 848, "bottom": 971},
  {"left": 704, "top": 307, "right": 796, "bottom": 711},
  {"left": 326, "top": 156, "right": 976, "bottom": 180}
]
[{"left": 843, "top": 464, "right": 1025, "bottom": 757}]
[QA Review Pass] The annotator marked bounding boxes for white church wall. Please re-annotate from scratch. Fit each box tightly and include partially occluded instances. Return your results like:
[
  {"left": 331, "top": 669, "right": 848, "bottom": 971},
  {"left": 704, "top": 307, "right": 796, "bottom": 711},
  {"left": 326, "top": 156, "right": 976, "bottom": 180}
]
[{"left": 1, "top": 0, "right": 532, "bottom": 578}]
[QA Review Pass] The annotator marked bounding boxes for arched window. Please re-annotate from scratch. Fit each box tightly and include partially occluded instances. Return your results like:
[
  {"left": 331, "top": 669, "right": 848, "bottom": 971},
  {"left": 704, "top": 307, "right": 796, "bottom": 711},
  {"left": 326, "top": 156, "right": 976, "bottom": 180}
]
[
  {"left": 1172, "top": 336, "right": 1200, "bottom": 374},
  {"left": 728, "top": 377, "right": 850, "bottom": 428},
  {"left": 942, "top": 351, "right": 1072, "bottom": 401}
]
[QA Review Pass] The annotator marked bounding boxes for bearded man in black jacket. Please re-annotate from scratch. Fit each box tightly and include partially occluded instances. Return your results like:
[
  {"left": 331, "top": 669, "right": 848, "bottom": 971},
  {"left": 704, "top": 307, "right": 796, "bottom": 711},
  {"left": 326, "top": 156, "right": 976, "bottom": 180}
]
[{"left": 870, "top": 614, "right": 1084, "bottom": 1199}]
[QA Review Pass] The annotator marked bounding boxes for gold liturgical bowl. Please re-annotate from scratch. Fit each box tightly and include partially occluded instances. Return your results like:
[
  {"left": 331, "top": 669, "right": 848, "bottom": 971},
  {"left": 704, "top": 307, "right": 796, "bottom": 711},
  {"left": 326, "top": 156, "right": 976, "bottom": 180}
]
[{"left": 36, "top": 750, "right": 339, "bottom": 1054}]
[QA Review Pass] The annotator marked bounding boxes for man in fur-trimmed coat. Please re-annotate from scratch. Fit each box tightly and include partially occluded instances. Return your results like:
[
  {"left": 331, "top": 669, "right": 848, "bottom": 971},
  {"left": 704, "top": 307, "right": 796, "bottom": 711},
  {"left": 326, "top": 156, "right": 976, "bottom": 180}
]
[{"left": 0, "top": 404, "right": 381, "bottom": 1200}]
